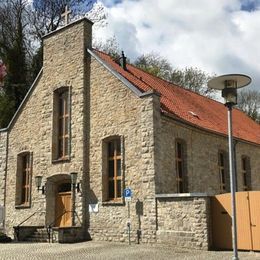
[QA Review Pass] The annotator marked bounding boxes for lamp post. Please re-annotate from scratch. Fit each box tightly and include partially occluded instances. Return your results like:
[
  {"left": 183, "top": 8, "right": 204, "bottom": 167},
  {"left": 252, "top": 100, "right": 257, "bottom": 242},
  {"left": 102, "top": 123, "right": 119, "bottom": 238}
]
[{"left": 208, "top": 74, "right": 251, "bottom": 260}]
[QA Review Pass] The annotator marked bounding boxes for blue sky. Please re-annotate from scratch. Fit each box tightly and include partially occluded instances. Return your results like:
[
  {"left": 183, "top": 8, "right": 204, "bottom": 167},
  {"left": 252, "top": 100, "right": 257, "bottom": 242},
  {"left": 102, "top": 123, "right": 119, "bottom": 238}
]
[
  {"left": 90, "top": 0, "right": 260, "bottom": 91},
  {"left": 101, "top": 0, "right": 123, "bottom": 7},
  {"left": 240, "top": 0, "right": 260, "bottom": 11}
]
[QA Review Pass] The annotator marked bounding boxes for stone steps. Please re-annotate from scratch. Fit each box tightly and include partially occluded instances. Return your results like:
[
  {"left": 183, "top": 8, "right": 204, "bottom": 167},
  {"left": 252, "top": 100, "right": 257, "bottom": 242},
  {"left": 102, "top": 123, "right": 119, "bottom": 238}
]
[
  {"left": 23, "top": 228, "right": 50, "bottom": 243},
  {"left": 14, "top": 226, "right": 85, "bottom": 243}
]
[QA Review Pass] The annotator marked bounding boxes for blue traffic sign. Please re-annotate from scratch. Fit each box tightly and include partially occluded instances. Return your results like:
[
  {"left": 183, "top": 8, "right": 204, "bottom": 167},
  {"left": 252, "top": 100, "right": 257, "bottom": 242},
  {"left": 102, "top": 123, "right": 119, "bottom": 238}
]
[{"left": 124, "top": 188, "right": 132, "bottom": 199}]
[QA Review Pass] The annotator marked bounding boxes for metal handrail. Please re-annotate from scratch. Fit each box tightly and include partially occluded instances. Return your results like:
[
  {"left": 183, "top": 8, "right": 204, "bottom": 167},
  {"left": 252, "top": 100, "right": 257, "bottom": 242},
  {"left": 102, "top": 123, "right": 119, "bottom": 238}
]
[
  {"left": 46, "top": 210, "right": 82, "bottom": 243},
  {"left": 46, "top": 210, "right": 66, "bottom": 243},
  {"left": 47, "top": 210, "right": 82, "bottom": 228},
  {"left": 14, "top": 210, "right": 46, "bottom": 241},
  {"left": 73, "top": 210, "right": 82, "bottom": 225},
  {"left": 14, "top": 210, "right": 81, "bottom": 243},
  {"left": 17, "top": 210, "right": 45, "bottom": 227},
  {"left": 47, "top": 210, "right": 66, "bottom": 229}
]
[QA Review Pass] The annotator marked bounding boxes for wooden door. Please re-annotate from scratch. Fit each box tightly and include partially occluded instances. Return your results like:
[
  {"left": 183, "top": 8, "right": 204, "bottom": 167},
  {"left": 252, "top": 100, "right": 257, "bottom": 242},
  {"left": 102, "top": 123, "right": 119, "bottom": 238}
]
[
  {"left": 211, "top": 193, "right": 232, "bottom": 249},
  {"left": 236, "top": 192, "right": 252, "bottom": 250},
  {"left": 248, "top": 191, "right": 260, "bottom": 251},
  {"left": 211, "top": 191, "right": 260, "bottom": 251},
  {"left": 55, "top": 191, "right": 72, "bottom": 227}
]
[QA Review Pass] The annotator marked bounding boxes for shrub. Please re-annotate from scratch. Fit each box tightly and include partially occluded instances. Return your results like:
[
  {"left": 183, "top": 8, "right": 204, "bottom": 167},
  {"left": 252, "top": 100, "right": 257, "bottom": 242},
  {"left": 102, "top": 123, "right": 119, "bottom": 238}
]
[{"left": 0, "top": 232, "right": 12, "bottom": 243}]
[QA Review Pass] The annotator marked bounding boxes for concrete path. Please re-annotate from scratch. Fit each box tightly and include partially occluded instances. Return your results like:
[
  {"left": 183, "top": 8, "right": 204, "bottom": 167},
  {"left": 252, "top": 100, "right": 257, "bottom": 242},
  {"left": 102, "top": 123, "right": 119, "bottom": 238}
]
[{"left": 0, "top": 241, "right": 259, "bottom": 259}]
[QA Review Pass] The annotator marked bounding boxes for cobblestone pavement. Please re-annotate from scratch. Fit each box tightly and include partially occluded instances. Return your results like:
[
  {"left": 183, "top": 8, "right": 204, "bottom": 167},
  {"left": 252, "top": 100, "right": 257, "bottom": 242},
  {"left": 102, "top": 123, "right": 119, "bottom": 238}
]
[{"left": 0, "top": 241, "right": 259, "bottom": 260}]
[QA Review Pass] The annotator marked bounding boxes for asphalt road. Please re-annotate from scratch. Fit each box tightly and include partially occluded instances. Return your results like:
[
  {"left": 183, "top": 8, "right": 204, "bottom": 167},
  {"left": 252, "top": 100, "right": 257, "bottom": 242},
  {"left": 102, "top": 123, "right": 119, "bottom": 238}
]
[{"left": 0, "top": 241, "right": 259, "bottom": 260}]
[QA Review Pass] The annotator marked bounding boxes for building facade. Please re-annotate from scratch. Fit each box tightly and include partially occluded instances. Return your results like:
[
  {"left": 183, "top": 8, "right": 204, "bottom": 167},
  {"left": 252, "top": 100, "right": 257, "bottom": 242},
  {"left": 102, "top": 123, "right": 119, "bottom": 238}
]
[{"left": 0, "top": 18, "right": 259, "bottom": 248}]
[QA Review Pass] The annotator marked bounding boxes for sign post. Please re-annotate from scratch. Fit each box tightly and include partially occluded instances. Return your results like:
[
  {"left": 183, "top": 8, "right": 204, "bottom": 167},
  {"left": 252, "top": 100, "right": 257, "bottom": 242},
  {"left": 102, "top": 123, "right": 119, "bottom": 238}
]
[{"left": 124, "top": 188, "right": 132, "bottom": 245}]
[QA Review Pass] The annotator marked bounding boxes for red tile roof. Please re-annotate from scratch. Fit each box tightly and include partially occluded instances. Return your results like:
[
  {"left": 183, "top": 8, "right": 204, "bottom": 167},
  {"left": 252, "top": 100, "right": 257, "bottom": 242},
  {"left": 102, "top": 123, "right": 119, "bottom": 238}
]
[{"left": 94, "top": 50, "right": 260, "bottom": 145}]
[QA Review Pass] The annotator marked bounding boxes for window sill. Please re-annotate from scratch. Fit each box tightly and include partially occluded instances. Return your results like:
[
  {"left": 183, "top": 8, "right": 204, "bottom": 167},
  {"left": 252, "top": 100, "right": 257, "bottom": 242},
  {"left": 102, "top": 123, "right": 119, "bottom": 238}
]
[
  {"left": 52, "top": 157, "right": 70, "bottom": 164},
  {"left": 102, "top": 199, "right": 124, "bottom": 206},
  {"left": 15, "top": 204, "right": 31, "bottom": 209}
]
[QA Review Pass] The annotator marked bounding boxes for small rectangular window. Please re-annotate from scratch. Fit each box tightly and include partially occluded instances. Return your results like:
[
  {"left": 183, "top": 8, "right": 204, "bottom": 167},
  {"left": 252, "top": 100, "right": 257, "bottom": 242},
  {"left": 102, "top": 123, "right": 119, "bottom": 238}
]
[{"left": 16, "top": 152, "right": 32, "bottom": 207}]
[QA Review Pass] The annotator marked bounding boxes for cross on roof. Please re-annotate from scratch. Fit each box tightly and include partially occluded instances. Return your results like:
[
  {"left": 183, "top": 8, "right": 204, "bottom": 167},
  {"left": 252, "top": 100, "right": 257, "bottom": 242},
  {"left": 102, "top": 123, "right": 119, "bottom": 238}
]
[{"left": 61, "top": 5, "right": 71, "bottom": 26}]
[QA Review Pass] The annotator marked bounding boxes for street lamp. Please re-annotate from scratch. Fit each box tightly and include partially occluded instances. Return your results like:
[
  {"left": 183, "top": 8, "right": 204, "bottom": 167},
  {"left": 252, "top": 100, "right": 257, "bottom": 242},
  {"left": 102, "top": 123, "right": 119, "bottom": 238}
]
[{"left": 208, "top": 74, "right": 251, "bottom": 260}]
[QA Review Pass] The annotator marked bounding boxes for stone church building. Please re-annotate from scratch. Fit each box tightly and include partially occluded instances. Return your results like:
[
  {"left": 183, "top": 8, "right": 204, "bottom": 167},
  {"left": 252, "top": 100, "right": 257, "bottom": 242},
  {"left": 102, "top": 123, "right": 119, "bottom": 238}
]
[{"left": 0, "top": 18, "right": 259, "bottom": 248}]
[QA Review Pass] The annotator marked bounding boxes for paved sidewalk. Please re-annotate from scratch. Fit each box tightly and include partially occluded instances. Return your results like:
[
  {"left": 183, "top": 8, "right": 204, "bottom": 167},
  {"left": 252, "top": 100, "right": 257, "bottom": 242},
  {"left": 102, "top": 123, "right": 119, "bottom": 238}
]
[{"left": 0, "top": 241, "right": 259, "bottom": 259}]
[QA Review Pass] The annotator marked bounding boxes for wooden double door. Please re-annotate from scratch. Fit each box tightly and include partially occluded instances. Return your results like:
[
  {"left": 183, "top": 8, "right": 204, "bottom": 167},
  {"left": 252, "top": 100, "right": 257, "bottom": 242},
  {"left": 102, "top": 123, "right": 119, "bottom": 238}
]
[
  {"left": 55, "top": 183, "right": 72, "bottom": 227},
  {"left": 211, "top": 191, "right": 260, "bottom": 251}
]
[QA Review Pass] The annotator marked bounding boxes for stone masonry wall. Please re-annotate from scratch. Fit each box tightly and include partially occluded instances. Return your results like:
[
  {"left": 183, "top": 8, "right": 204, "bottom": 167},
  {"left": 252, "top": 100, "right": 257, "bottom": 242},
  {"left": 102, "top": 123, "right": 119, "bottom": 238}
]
[
  {"left": 158, "top": 116, "right": 260, "bottom": 195},
  {"left": 5, "top": 20, "right": 92, "bottom": 237},
  {"left": 87, "top": 57, "right": 161, "bottom": 243},
  {"left": 156, "top": 195, "right": 211, "bottom": 250},
  {"left": 0, "top": 130, "right": 7, "bottom": 209}
]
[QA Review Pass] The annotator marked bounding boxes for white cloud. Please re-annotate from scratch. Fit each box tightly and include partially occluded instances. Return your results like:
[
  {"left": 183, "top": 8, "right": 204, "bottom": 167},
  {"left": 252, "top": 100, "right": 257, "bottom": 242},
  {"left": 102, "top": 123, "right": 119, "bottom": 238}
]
[{"left": 97, "top": 0, "right": 260, "bottom": 90}]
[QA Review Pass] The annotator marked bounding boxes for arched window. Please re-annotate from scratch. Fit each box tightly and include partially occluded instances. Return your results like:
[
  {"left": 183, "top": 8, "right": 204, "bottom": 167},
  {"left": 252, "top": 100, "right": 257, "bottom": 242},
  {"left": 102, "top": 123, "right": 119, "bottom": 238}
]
[
  {"left": 175, "top": 139, "right": 188, "bottom": 193},
  {"left": 52, "top": 87, "right": 70, "bottom": 161},
  {"left": 102, "top": 136, "right": 124, "bottom": 202},
  {"left": 16, "top": 152, "right": 33, "bottom": 207},
  {"left": 218, "top": 150, "right": 229, "bottom": 193},
  {"left": 241, "top": 156, "right": 251, "bottom": 191}
]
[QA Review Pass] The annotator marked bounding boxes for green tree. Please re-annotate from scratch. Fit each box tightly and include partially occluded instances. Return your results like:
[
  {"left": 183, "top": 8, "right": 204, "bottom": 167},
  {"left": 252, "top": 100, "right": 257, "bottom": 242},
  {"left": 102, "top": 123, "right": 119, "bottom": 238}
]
[
  {"left": 134, "top": 53, "right": 216, "bottom": 98},
  {"left": 30, "top": 0, "right": 96, "bottom": 39},
  {"left": 134, "top": 53, "right": 172, "bottom": 81},
  {"left": 29, "top": 45, "right": 43, "bottom": 84},
  {"left": 0, "top": 0, "right": 30, "bottom": 127},
  {"left": 0, "top": 93, "right": 15, "bottom": 128},
  {"left": 94, "top": 36, "right": 121, "bottom": 60},
  {"left": 237, "top": 89, "right": 260, "bottom": 122},
  {"left": 171, "top": 67, "right": 216, "bottom": 98}
]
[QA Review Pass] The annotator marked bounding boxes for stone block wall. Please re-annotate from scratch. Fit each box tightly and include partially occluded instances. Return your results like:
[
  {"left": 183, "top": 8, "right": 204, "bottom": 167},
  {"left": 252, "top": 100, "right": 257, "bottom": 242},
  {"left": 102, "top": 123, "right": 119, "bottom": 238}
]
[
  {"left": 0, "top": 130, "right": 7, "bottom": 228},
  {"left": 4, "top": 19, "right": 92, "bottom": 237},
  {"left": 87, "top": 57, "right": 161, "bottom": 243},
  {"left": 156, "top": 194, "right": 211, "bottom": 250},
  {"left": 0, "top": 130, "right": 7, "bottom": 207},
  {"left": 54, "top": 227, "right": 85, "bottom": 243},
  {"left": 157, "top": 116, "right": 260, "bottom": 195}
]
